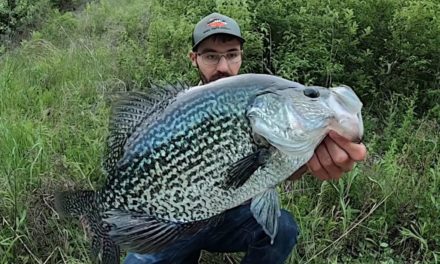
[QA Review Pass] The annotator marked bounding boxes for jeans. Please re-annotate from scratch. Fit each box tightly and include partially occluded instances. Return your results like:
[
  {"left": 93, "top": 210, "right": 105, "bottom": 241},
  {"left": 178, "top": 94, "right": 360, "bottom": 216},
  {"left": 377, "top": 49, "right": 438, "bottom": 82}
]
[{"left": 123, "top": 203, "right": 299, "bottom": 264}]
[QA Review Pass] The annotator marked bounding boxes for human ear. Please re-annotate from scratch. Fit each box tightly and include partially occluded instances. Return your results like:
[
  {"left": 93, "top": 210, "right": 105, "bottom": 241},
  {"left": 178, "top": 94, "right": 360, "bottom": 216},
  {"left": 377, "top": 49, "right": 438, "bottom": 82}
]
[{"left": 188, "top": 51, "right": 197, "bottom": 67}]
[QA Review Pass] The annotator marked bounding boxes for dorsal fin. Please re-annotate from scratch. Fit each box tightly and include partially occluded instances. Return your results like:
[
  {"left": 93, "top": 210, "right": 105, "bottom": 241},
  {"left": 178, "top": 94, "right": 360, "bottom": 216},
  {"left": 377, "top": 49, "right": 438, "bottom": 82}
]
[{"left": 103, "top": 82, "right": 188, "bottom": 176}]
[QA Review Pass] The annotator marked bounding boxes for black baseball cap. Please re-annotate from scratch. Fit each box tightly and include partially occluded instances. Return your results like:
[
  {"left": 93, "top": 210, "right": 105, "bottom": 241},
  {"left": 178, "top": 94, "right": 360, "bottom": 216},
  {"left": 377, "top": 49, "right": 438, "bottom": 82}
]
[{"left": 192, "top": 12, "right": 245, "bottom": 51}]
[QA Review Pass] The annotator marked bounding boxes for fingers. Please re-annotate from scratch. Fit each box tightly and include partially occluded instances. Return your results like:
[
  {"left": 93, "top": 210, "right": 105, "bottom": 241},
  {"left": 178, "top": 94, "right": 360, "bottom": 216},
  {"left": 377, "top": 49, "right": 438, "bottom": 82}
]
[
  {"left": 307, "top": 133, "right": 366, "bottom": 181},
  {"left": 328, "top": 131, "right": 367, "bottom": 161},
  {"left": 306, "top": 132, "right": 368, "bottom": 182},
  {"left": 308, "top": 138, "right": 344, "bottom": 180},
  {"left": 324, "top": 135, "right": 355, "bottom": 172},
  {"left": 307, "top": 154, "right": 332, "bottom": 181}
]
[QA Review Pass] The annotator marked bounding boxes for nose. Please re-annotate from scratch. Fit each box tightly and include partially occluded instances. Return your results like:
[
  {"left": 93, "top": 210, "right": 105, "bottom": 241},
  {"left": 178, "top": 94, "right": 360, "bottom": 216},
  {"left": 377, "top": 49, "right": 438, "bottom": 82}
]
[{"left": 216, "top": 56, "right": 229, "bottom": 73}]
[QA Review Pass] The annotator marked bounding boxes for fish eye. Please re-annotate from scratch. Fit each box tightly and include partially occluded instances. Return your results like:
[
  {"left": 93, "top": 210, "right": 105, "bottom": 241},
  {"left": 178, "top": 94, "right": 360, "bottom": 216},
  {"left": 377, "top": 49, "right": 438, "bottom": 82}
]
[{"left": 303, "top": 88, "right": 320, "bottom": 98}]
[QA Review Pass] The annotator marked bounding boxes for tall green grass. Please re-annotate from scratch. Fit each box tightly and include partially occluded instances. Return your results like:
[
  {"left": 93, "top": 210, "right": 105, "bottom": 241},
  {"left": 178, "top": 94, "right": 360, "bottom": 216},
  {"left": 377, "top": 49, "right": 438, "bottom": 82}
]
[{"left": 0, "top": 0, "right": 438, "bottom": 263}]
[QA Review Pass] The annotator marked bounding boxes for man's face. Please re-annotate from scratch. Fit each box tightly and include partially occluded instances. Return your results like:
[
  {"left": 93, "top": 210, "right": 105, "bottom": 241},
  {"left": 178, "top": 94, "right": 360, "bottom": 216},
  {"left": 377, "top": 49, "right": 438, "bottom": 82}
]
[{"left": 189, "top": 36, "right": 242, "bottom": 84}]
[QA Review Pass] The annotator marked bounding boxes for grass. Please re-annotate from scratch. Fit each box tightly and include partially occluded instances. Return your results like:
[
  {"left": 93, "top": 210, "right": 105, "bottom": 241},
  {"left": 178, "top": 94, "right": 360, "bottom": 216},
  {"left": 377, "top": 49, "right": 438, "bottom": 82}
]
[{"left": 0, "top": 0, "right": 439, "bottom": 263}]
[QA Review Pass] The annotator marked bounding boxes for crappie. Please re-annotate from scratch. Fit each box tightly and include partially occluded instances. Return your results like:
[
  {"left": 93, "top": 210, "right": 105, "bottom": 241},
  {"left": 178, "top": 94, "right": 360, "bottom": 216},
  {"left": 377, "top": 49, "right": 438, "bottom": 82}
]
[{"left": 55, "top": 73, "right": 364, "bottom": 263}]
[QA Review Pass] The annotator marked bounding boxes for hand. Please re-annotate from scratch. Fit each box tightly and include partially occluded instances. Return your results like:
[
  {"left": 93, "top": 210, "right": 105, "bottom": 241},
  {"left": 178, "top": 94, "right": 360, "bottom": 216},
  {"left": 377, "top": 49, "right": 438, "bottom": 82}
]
[{"left": 306, "top": 131, "right": 367, "bottom": 181}]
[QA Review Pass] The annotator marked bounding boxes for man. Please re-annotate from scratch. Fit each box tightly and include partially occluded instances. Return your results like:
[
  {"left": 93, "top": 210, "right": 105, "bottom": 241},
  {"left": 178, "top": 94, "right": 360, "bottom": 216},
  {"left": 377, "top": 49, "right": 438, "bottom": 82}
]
[{"left": 124, "top": 13, "right": 367, "bottom": 264}]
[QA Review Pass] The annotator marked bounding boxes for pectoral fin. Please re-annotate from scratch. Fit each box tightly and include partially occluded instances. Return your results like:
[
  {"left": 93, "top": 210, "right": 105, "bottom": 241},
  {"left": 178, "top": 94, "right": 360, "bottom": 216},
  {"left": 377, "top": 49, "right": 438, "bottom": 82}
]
[
  {"left": 224, "top": 148, "right": 271, "bottom": 189},
  {"left": 250, "top": 188, "right": 281, "bottom": 244}
]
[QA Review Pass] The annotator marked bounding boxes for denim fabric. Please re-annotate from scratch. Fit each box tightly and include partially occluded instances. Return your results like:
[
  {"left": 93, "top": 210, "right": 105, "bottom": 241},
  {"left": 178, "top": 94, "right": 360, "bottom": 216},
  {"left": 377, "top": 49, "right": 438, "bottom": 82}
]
[{"left": 123, "top": 203, "right": 299, "bottom": 264}]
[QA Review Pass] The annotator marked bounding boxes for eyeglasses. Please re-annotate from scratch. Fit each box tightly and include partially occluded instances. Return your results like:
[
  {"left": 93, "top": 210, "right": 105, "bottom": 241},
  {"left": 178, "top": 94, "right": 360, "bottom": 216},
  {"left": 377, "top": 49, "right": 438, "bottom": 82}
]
[{"left": 197, "top": 50, "right": 243, "bottom": 65}]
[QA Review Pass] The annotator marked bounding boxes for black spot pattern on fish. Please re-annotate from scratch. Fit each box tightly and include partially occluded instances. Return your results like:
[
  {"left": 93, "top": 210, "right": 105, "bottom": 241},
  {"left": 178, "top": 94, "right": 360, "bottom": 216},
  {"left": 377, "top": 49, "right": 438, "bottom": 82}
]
[{"left": 101, "top": 88, "right": 257, "bottom": 222}]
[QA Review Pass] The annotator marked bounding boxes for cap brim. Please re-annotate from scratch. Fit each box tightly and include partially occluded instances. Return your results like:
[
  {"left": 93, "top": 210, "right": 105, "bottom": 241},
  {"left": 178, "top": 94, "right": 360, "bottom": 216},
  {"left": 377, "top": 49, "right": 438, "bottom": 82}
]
[{"left": 192, "top": 32, "right": 245, "bottom": 51}]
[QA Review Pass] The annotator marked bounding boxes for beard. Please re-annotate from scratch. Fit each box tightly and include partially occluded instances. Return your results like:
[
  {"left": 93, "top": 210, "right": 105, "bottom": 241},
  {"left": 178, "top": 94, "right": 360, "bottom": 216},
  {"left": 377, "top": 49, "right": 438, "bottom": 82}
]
[{"left": 200, "top": 71, "right": 231, "bottom": 84}]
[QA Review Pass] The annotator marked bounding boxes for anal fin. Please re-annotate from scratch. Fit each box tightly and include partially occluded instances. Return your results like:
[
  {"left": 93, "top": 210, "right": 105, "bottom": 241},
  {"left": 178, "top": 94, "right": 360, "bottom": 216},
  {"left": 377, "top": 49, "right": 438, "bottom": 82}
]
[{"left": 103, "top": 210, "right": 200, "bottom": 254}]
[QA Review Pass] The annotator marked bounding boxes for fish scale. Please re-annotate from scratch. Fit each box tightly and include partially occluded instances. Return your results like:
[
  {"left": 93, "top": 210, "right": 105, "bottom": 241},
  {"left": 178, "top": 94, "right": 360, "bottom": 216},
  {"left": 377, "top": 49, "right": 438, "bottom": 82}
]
[
  {"left": 105, "top": 80, "right": 289, "bottom": 220},
  {"left": 55, "top": 74, "right": 364, "bottom": 263},
  {"left": 102, "top": 90, "right": 255, "bottom": 221}
]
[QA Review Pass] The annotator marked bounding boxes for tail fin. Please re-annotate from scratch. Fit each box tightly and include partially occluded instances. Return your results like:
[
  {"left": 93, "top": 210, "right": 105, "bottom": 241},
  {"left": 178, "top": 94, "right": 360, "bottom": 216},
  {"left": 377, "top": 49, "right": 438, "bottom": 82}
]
[
  {"left": 55, "top": 190, "right": 121, "bottom": 264},
  {"left": 55, "top": 190, "right": 96, "bottom": 217}
]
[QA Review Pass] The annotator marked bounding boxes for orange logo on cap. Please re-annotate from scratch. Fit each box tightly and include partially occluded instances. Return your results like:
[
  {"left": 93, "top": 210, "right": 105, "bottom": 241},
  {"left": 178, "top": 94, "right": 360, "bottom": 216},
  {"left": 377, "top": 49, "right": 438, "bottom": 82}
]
[{"left": 208, "top": 18, "right": 227, "bottom": 28}]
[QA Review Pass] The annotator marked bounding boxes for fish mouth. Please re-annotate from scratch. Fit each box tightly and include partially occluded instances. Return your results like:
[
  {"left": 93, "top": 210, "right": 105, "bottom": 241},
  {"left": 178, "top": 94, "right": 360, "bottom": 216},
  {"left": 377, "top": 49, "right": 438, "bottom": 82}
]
[
  {"left": 353, "top": 112, "right": 364, "bottom": 143},
  {"left": 333, "top": 115, "right": 364, "bottom": 143},
  {"left": 327, "top": 86, "right": 364, "bottom": 143}
]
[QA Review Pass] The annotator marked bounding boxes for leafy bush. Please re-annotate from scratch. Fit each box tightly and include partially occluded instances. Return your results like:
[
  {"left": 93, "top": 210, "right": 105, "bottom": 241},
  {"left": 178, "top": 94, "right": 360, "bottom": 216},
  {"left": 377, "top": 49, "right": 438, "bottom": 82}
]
[
  {"left": 248, "top": 0, "right": 439, "bottom": 115},
  {"left": 0, "top": 0, "right": 94, "bottom": 51},
  {"left": 1, "top": 0, "right": 52, "bottom": 47}
]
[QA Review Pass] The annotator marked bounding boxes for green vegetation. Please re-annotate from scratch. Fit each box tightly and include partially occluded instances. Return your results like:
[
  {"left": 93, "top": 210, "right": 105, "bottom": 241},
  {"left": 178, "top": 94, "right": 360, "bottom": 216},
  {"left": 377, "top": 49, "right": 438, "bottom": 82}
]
[{"left": 0, "top": 0, "right": 439, "bottom": 263}]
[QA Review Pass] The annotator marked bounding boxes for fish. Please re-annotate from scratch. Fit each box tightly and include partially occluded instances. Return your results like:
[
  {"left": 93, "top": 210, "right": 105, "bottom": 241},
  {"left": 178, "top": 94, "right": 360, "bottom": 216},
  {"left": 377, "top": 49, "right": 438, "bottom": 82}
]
[{"left": 55, "top": 73, "right": 364, "bottom": 264}]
